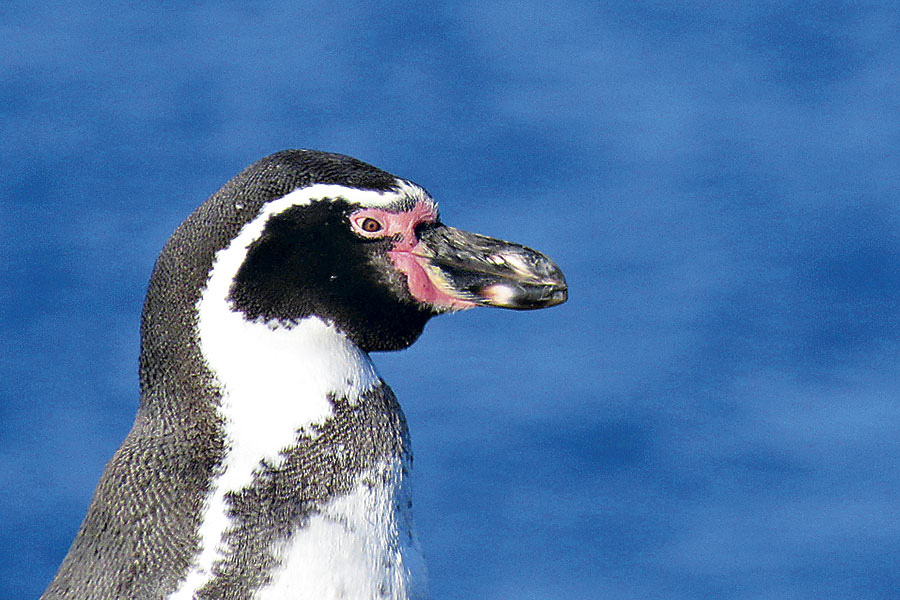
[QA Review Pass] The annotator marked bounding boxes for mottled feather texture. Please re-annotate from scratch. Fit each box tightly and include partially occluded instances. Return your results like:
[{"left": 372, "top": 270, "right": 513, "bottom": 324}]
[{"left": 42, "top": 151, "right": 420, "bottom": 599}]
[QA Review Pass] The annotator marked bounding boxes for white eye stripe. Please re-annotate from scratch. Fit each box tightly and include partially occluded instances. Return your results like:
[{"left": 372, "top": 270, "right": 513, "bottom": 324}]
[
  {"left": 264, "top": 184, "right": 406, "bottom": 215},
  {"left": 261, "top": 180, "right": 432, "bottom": 215}
]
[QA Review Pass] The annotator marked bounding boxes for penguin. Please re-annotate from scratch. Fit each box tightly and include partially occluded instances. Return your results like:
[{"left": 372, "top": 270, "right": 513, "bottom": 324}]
[{"left": 42, "top": 149, "right": 567, "bottom": 600}]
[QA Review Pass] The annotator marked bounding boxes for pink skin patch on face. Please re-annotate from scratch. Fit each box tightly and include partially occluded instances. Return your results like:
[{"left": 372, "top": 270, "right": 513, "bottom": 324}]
[{"left": 350, "top": 201, "right": 478, "bottom": 310}]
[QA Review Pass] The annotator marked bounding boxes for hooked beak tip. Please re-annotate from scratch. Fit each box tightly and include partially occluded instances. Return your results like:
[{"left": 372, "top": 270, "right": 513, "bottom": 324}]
[{"left": 478, "top": 279, "right": 568, "bottom": 310}]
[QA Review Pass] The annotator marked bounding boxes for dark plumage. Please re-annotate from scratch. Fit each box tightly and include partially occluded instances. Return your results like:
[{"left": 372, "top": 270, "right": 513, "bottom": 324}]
[{"left": 43, "top": 150, "right": 566, "bottom": 600}]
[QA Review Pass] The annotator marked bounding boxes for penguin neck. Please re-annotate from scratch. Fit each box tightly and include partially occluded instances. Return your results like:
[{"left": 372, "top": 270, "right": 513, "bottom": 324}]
[
  {"left": 194, "top": 202, "right": 385, "bottom": 447},
  {"left": 197, "top": 306, "right": 383, "bottom": 470},
  {"left": 175, "top": 304, "right": 423, "bottom": 598}
]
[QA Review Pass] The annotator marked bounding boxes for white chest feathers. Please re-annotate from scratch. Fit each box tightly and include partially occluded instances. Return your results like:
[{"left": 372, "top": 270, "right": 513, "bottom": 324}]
[
  {"left": 167, "top": 311, "right": 428, "bottom": 599},
  {"left": 258, "top": 456, "right": 427, "bottom": 600}
]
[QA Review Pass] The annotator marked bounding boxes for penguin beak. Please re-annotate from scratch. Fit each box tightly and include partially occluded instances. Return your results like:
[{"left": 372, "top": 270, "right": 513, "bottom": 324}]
[{"left": 413, "top": 225, "right": 568, "bottom": 310}]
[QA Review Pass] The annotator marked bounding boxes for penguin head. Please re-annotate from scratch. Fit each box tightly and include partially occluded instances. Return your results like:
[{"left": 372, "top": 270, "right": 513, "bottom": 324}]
[{"left": 147, "top": 150, "right": 567, "bottom": 359}]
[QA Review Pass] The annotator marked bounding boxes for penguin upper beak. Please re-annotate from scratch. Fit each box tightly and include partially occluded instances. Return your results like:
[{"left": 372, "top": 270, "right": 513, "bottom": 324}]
[{"left": 413, "top": 225, "right": 568, "bottom": 310}]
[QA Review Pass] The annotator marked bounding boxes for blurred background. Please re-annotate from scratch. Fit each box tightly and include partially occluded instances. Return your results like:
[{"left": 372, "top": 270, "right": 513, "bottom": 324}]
[{"left": 3, "top": 2, "right": 899, "bottom": 598}]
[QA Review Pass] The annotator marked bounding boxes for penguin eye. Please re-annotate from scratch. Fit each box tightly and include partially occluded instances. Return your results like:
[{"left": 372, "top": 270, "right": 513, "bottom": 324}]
[
  {"left": 360, "top": 217, "right": 383, "bottom": 233},
  {"left": 350, "top": 212, "right": 388, "bottom": 238}
]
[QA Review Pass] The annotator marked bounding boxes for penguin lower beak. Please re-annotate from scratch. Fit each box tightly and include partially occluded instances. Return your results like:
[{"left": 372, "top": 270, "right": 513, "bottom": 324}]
[{"left": 414, "top": 225, "right": 568, "bottom": 310}]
